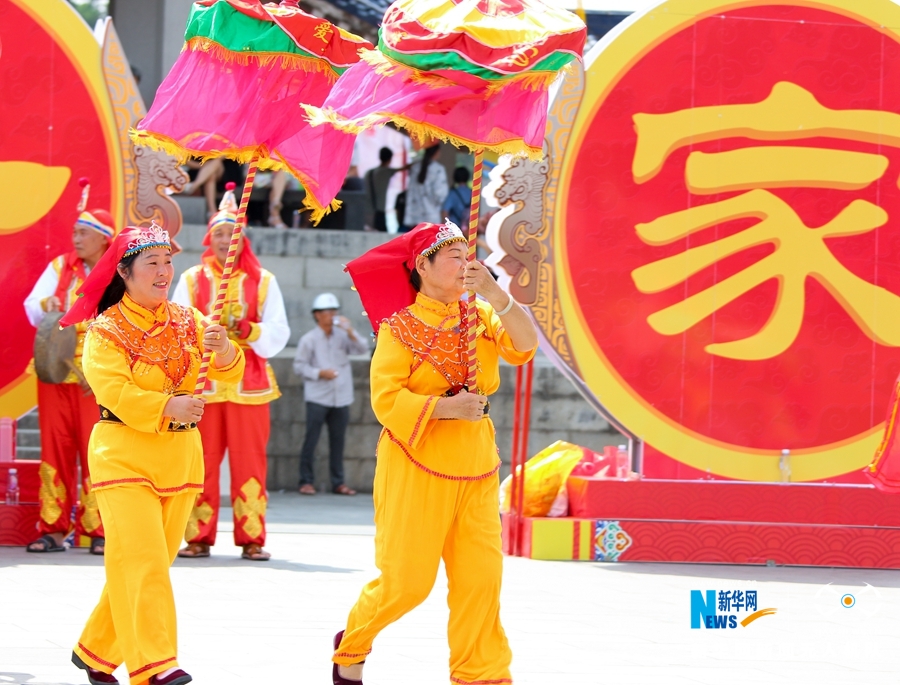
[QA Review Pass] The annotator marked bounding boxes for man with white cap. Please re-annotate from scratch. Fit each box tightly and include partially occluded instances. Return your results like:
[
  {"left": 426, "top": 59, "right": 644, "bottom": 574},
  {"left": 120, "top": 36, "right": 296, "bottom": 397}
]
[{"left": 294, "top": 293, "right": 368, "bottom": 495}]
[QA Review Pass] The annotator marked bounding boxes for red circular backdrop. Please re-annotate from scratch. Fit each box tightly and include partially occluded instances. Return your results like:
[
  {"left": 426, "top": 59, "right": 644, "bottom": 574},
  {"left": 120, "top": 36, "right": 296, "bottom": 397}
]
[
  {"left": 566, "top": 5, "right": 900, "bottom": 452},
  {"left": 0, "top": 1, "right": 112, "bottom": 397}
]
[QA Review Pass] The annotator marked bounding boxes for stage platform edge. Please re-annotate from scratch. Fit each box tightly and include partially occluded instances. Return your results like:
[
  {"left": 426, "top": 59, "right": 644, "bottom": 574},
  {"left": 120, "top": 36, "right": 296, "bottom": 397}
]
[{"left": 502, "top": 478, "right": 900, "bottom": 569}]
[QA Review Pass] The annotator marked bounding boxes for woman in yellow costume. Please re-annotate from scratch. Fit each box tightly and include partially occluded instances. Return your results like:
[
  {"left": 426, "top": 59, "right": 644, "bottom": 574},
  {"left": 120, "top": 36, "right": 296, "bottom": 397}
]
[
  {"left": 59, "top": 223, "right": 245, "bottom": 685},
  {"left": 335, "top": 221, "right": 538, "bottom": 685}
]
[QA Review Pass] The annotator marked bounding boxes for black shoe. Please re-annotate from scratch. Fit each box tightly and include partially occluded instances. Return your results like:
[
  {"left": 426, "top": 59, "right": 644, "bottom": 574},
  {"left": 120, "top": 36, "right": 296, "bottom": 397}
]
[
  {"left": 72, "top": 651, "right": 118, "bottom": 684},
  {"left": 332, "top": 630, "right": 364, "bottom": 685},
  {"left": 150, "top": 668, "right": 192, "bottom": 685}
]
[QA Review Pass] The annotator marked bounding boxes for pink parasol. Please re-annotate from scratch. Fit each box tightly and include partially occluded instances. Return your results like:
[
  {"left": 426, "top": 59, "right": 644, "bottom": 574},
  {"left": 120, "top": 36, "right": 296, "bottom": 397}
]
[
  {"left": 130, "top": 0, "right": 372, "bottom": 394},
  {"left": 305, "top": 0, "right": 586, "bottom": 390}
]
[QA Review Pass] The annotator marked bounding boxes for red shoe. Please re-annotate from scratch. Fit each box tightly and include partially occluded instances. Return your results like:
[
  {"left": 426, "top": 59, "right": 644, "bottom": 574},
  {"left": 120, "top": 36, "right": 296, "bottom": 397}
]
[
  {"left": 332, "top": 630, "right": 364, "bottom": 685},
  {"left": 72, "top": 652, "right": 118, "bottom": 684},
  {"left": 149, "top": 668, "right": 192, "bottom": 685}
]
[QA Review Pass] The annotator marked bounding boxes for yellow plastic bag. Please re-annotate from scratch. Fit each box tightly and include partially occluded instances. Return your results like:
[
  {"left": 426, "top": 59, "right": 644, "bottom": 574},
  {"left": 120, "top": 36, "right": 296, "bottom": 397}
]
[{"left": 499, "top": 440, "right": 585, "bottom": 518}]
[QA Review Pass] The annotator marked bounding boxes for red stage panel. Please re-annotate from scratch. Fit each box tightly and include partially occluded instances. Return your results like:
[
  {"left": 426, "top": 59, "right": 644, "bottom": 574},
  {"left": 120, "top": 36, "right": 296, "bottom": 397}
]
[
  {"left": 506, "top": 514, "right": 900, "bottom": 569},
  {"left": 567, "top": 477, "right": 900, "bottom": 527},
  {"left": 0, "top": 504, "right": 39, "bottom": 546},
  {"left": 0, "top": 462, "right": 41, "bottom": 546}
]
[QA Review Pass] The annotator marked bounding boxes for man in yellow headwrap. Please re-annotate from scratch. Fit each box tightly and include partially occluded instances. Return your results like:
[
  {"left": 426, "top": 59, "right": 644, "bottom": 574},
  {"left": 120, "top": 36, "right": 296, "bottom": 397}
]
[{"left": 23, "top": 178, "right": 116, "bottom": 555}]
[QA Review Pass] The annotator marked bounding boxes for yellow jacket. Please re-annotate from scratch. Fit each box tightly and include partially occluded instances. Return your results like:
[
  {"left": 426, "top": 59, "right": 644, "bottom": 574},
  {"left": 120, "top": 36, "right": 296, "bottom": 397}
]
[
  {"left": 82, "top": 293, "right": 245, "bottom": 495},
  {"left": 374, "top": 293, "right": 535, "bottom": 479}
]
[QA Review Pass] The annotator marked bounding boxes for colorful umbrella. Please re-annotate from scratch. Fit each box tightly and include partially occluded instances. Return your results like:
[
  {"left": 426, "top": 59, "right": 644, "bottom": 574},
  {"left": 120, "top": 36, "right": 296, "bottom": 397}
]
[
  {"left": 305, "top": 0, "right": 586, "bottom": 389},
  {"left": 133, "top": 0, "right": 371, "bottom": 221},
  {"left": 130, "top": 0, "right": 372, "bottom": 394}
]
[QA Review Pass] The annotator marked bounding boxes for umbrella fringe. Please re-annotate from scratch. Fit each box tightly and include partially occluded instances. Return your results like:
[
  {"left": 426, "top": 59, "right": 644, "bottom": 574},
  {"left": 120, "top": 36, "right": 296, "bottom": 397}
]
[
  {"left": 360, "top": 48, "right": 566, "bottom": 93},
  {"left": 303, "top": 105, "right": 543, "bottom": 161},
  {"left": 257, "top": 155, "right": 342, "bottom": 226},
  {"left": 303, "top": 194, "right": 343, "bottom": 226},
  {"left": 128, "top": 129, "right": 270, "bottom": 166},
  {"left": 184, "top": 37, "right": 340, "bottom": 82}
]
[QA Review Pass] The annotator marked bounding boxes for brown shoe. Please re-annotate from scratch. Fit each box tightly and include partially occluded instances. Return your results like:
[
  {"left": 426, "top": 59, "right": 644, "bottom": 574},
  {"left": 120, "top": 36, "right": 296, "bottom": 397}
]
[
  {"left": 241, "top": 543, "right": 271, "bottom": 561},
  {"left": 334, "top": 484, "right": 357, "bottom": 496},
  {"left": 298, "top": 484, "right": 316, "bottom": 495},
  {"left": 177, "top": 542, "right": 210, "bottom": 558}
]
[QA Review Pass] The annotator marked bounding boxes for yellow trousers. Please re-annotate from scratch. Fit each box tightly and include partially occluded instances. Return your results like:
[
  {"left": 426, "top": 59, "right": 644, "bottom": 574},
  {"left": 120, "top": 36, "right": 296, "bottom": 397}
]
[
  {"left": 74, "top": 485, "right": 195, "bottom": 685},
  {"left": 334, "top": 442, "right": 513, "bottom": 685}
]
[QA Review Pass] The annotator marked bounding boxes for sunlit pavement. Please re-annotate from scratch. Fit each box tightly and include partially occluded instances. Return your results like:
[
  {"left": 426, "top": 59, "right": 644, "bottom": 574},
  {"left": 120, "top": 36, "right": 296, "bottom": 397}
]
[{"left": 1, "top": 492, "right": 897, "bottom": 685}]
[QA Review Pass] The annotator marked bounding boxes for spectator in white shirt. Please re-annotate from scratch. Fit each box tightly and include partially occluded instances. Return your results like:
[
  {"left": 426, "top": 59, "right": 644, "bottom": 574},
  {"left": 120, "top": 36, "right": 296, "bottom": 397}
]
[
  {"left": 403, "top": 144, "right": 448, "bottom": 229},
  {"left": 294, "top": 293, "right": 369, "bottom": 495}
]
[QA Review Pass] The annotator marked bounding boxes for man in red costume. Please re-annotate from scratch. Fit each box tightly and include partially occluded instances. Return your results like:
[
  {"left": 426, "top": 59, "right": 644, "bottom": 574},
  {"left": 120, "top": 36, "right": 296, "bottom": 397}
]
[
  {"left": 24, "top": 179, "right": 115, "bottom": 554},
  {"left": 173, "top": 183, "right": 290, "bottom": 561}
]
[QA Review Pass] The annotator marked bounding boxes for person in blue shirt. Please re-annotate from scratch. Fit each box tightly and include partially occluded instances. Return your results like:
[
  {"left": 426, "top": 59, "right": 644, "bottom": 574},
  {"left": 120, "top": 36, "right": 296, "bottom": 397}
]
[{"left": 442, "top": 166, "right": 472, "bottom": 228}]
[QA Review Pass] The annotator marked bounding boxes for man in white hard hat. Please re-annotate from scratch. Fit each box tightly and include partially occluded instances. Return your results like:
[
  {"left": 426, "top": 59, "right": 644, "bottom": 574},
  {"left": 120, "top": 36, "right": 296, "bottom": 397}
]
[{"left": 294, "top": 293, "right": 369, "bottom": 495}]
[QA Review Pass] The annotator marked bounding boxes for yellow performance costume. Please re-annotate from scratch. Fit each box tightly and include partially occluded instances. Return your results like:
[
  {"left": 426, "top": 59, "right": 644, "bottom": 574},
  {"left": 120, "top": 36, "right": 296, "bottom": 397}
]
[
  {"left": 61, "top": 226, "right": 244, "bottom": 684},
  {"left": 74, "top": 295, "right": 244, "bottom": 683},
  {"left": 336, "top": 222, "right": 535, "bottom": 685}
]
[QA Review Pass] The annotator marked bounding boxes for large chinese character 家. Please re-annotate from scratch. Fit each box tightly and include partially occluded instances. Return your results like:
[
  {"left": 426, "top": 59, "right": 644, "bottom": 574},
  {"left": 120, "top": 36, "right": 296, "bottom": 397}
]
[{"left": 630, "top": 82, "right": 900, "bottom": 361}]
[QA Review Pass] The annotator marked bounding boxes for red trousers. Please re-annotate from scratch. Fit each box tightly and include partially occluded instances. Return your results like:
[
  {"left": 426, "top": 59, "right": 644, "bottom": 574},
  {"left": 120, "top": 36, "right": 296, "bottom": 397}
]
[
  {"left": 186, "top": 402, "right": 270, "bottom": 547},
  {"left": 37, "top": 381, "right": 103, "bottom": 538}
]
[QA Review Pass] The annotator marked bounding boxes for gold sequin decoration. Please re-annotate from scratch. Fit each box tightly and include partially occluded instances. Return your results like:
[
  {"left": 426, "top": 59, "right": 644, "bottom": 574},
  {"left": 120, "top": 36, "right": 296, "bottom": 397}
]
[
  {"left": 234, "top": 478, "right": 267, "bottom": 540},
  {"left": 38, "top": 462, "right": 66, "bottom": 525},
  {"left": 184, "top": 500, "right": 215, "bottom": 542}
]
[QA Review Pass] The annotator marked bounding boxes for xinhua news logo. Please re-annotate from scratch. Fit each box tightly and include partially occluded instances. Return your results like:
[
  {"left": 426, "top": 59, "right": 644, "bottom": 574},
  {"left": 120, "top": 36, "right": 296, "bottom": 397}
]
[{"left": 691, "top": 590, "right": 777, "bottom": 629}]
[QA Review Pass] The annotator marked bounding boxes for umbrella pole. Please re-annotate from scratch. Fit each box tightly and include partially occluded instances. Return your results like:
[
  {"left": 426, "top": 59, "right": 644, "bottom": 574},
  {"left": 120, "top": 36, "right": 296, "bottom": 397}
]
[
  {"left": 464, "top": 148, "right": 484, "bottom": 390},
  {"left": 194, "top": 153, "right": 260, "bottom": 396}
]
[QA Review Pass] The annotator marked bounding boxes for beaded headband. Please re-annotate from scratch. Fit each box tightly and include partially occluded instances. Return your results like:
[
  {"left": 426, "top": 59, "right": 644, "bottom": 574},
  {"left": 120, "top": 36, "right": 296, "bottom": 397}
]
[
  {"left": 419, "top": 220, "right": 466, "bottom": 258},
  {"left": 122, "top": 221, "right": 171, "bottom": 258}
]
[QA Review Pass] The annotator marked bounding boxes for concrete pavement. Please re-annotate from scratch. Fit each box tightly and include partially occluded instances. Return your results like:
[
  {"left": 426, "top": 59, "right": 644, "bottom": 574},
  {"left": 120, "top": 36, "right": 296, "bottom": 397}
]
[{"left": 2, "top": 492, "right": 899, "bottom": 684}]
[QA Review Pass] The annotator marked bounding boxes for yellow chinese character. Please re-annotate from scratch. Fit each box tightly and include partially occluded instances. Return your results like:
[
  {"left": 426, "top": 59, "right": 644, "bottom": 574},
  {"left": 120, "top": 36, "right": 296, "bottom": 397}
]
[
  {"left": 630, "top": 82, "right": 900, "bottom": 360},
  {"left": 313, "top": 22, "right": 333, "bottom": 43}
]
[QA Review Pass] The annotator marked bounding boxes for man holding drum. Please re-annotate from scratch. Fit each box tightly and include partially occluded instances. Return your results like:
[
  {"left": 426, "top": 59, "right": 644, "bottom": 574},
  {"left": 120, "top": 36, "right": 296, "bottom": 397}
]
[{"left": 23, "top": 179, "right": 115, "bottom": 555}]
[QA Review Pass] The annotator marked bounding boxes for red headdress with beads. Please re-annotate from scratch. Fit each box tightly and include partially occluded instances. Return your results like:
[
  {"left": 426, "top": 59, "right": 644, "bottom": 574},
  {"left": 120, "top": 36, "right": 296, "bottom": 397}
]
[
  {"left": 60, "top": 222, "right": 171, "bottom": 327},
  {"left": 345, "top": 220, "right": 466, "bottom": 330}
]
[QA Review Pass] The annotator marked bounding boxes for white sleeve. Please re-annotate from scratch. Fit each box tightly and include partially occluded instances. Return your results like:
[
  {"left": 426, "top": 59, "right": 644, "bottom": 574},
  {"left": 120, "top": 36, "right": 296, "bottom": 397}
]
[
  {"left": 428, "top": 164, "right": 449, "bottom": 206},
  {"left": 344, "top": 328, "right": 369, "bottom": 356},
  {"left": 294, "top": 333, "right": 321, "bottom": 380},
  {"left": 24, "top": 261, "right": 60, "bottom": 328},
  {"left": 248, "top": 276, "right": 290, "bottom": 359},
  {"left": 170, "top": 273, "right": 192, "bottom": 308}
]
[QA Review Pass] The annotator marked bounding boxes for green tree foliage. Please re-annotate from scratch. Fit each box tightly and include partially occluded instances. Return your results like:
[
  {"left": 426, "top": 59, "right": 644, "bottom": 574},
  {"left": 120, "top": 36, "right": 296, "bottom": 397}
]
[{"left": 67, "top": 0, "right": 108, "bottom": 28}]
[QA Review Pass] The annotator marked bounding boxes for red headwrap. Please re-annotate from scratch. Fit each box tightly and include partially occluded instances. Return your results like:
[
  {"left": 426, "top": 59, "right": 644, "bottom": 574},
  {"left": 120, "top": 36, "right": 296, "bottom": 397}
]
[
  {"left": 201, "top": 220, "right": 262, "bottom": 285},
  {"left": 201, "top": 181, "right": 262, "bottom": 285},
  {"left": 345, "top": 221, "right": 466, "bottom": 330},
  {"left": 75, "top": 177, "right": 116, "bottom": 242},
  {"left": 60, "top": 223, "right": 171, "bottom": 327}
]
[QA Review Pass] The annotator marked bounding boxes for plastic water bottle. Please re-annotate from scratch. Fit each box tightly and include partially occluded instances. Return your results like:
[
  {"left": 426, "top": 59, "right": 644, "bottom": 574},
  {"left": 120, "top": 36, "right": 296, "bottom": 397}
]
[
  {"left": 616, "top": 445, "right": 629, "bottom": 479},
  {"left": 779, "top": 449, "right": 791, "bottom": 483},
  {"left": 0, "top": 417, "right": 15, "bottom": 462},
  {"left": 5, "top": 468, "right": 19, "bottom": 505}
]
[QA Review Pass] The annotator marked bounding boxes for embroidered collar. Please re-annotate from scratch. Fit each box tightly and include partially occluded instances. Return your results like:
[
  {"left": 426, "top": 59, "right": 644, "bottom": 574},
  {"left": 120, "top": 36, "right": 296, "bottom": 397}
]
[
  {"left": 414, "top": 293, "right": 462, "bottom": 318},
  {"left": 118, "top": 293, "right": 169, "bottom": 333}
]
